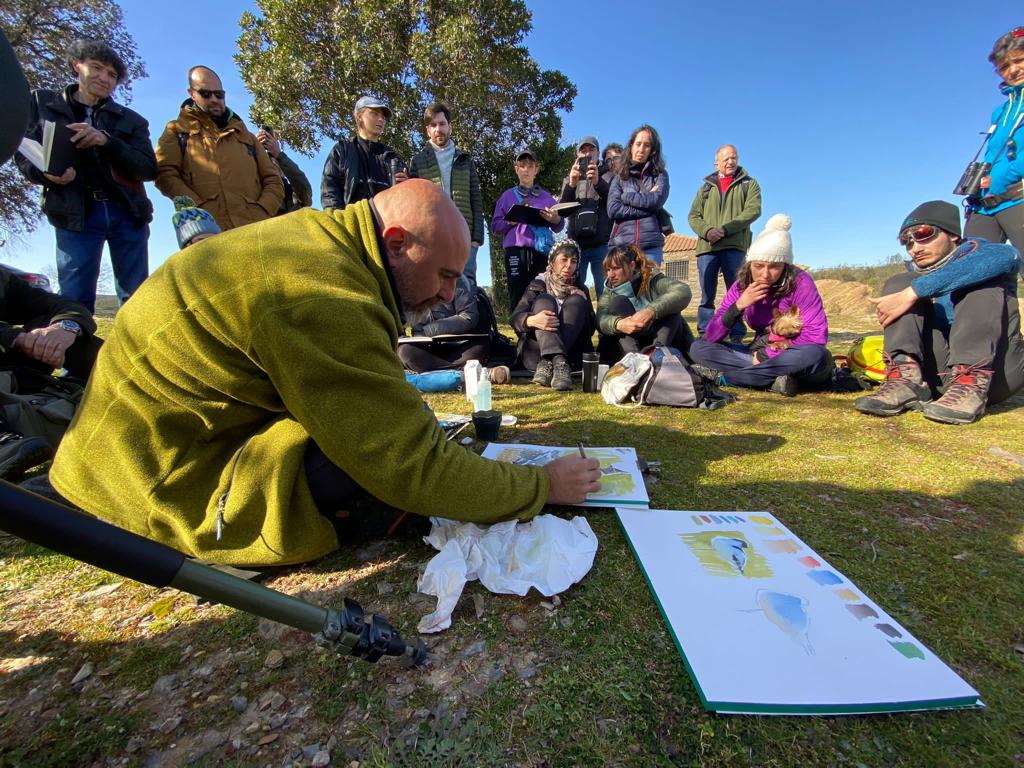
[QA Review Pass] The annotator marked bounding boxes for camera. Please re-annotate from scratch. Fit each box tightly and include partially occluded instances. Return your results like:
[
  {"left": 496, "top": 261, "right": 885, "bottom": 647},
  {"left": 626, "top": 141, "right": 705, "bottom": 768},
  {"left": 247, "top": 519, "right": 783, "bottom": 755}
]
[
  {"left": 388, "top": 155, "right": 407, "bottom": 187},
  {"left": 952, "top": 160, "right": 991, "bottom": 198}
]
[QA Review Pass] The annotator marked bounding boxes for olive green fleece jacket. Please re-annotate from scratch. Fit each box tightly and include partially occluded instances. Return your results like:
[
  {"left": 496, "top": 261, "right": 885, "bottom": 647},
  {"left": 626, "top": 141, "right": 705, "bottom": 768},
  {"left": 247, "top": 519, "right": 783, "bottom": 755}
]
[
  {"left": 686, "top": 167, "right": 762, "bottom": 257},
  {"left": 408, "top": 144, "right": 484, "bottom": 244},
  {"left": 51, "top": 203, "right": 548, "bottom": 566},
  {"left": 596, "top": 271, "right": 692, "bottom": 336}
]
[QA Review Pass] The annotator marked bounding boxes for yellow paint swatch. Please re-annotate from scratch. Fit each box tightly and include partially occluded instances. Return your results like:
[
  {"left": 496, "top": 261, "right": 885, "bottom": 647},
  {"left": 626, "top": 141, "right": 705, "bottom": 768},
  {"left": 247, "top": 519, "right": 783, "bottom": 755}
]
[
  {"left": 834, "top": 588, "right": 859, "bottom": 601},
  {"left": 750, "top": 515, "right": 774, "bottom": 525}
]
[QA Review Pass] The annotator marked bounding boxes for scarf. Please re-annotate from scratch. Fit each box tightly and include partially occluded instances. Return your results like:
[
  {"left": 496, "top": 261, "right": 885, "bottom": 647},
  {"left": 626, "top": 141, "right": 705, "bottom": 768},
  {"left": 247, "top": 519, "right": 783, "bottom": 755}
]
[{"left": 543, "top": 265, "right": 584, "bottom": 302}]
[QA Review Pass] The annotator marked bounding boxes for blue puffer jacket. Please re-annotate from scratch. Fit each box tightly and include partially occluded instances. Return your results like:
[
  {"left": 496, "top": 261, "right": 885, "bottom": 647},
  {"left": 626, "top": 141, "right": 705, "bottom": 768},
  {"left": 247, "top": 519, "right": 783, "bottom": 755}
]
[
  {"left": 607, "top": 162, "right": 670, "bottom": 249},
  {"left": 972, "top": 82, "right": 1024, "bottom": 215}
]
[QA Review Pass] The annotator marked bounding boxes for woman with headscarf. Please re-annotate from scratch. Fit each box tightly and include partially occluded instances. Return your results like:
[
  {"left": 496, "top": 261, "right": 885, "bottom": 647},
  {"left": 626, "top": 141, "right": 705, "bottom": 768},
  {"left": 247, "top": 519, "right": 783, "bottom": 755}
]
[{"left": 510, "top": 239, "right": 595, "bottom": 391}]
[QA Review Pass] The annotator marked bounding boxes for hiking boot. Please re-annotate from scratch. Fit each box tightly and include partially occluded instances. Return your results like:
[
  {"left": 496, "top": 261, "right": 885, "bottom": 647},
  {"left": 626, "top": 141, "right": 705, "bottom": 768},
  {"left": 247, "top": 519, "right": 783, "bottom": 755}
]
[
  {"left": 0, "top": 432, "right": 52, "bottom": 481},
  {"left": 769, "top": 374, "right": 798, "bottom": 397},
  {"left": 485, "top": 365, "right": 510, "bottom": 385},
  {"left": 550, "top": 360, "right": 573, "bottom": 391},
  {"left": 532, "top": 359, "right": 554, "bottom": 387},
  {"left": 854, "top": 355, "right": 930, "bottom": 417},
  {"left": 921, "top": 363, "right": 992, "bottom": 425}
]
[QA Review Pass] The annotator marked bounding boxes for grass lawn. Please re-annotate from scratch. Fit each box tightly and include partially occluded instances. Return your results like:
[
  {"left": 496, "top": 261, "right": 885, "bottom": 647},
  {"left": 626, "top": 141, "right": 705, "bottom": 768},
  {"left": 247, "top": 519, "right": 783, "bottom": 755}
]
[{"left": 0, "top": 309, "right": 1021, "bottom": 767}]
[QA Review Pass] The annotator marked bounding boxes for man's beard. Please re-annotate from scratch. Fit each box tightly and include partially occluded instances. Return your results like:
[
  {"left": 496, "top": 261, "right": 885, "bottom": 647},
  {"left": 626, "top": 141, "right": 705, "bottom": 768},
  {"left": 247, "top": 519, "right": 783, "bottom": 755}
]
[{"left": 403, "top": 300, "right": 437, "bottom": 326}]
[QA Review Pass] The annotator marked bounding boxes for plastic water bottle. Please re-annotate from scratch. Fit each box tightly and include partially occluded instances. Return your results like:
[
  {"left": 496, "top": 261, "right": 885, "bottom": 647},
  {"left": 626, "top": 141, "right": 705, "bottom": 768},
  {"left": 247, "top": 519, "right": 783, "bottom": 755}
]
[
  {"left": 475, "top": 368, "right": 492, "bottom": 412},
  {"left": 464, "top": 360, "right": 481, "bottom": 403}
]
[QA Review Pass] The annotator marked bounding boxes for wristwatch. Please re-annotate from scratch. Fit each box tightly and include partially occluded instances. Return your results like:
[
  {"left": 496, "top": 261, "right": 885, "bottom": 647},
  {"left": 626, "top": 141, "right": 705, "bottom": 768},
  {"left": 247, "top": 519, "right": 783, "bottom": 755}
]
[{"left": 55, "top": 319, "right": 82, "bottom": 337}]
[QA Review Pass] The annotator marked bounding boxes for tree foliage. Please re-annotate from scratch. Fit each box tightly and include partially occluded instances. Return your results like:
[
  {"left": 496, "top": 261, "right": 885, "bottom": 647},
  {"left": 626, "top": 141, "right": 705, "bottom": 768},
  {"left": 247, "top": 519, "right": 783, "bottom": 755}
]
[
  {"left": 0, "top": 0, "right": 147, "bottom": 246},
  {"left": 236, "top": 0, "right": 576, "bottom": 309}
]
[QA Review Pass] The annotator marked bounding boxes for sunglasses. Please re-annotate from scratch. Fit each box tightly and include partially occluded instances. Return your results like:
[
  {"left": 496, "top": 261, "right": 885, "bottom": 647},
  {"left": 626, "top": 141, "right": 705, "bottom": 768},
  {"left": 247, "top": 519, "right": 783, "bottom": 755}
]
[
  {"left": 898, "top": 224, "right": 941, "bottom": 248},
  {"left": 194, "top": 88, "right": 225, "bottom": 100}
]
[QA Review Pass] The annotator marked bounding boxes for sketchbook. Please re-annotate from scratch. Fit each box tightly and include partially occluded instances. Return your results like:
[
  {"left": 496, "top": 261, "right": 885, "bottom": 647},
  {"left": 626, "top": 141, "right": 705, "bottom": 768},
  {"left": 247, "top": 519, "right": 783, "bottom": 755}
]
[
  {"left": 615, "top": 508, "right": 983, "bottom": 715},
  {"left": 18, "top": 121, "right": 76, "bottom": 175},
  {"left": 504, "top": 201, "right": 580, "bottom": 226},
  {"left": 481, "top": 443, "right": 648, "bottom": 508},
  {"left": 398, "top": 333, "right": 489, "bottom": 345}
]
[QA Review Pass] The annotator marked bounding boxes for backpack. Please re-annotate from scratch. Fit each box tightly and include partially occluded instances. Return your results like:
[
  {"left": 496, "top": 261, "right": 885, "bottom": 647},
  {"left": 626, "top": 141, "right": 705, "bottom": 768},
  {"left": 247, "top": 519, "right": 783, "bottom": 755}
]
[
  {"left": 635, "top": 344, "right": 732, "bottom": 409},
  {"left": 601, "top": 352, "right": 651, "bottom": 406},
  {"left": 847, "top": 334, "right": 886, "bottom": 383},
  {"left": 0, "top": 367, "right": 84, "bottom": 447},
  {"left": 475, "top": 287, "right": 518, "bottom": 366}
]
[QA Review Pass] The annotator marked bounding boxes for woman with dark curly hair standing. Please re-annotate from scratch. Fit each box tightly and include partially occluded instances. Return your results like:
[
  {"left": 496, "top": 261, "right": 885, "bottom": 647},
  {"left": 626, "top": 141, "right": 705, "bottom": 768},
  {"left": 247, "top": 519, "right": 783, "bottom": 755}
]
[
  {"left": 606, "top": 124, "right": 670, "bottom": 265},
  {"left": 963, "top": 27, "right": 1024, "bottom": 253}
]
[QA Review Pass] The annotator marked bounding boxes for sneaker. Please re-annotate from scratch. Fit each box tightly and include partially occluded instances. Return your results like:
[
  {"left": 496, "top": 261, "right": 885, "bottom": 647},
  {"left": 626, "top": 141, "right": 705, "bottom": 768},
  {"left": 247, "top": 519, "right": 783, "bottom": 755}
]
[
  {"left": 854, "top": 355, "right": 930, "bottom": 417},
  {"left": 532, "top": 359, "right": 554, "bottom": 387},
  {"left": 692, "top": 364, "right": 725, "bottom": 386},
  {"left": 0, "top": 432, "right": 52, "bottom": 481},
  {"left": 550, "top": 360, "right": 573, "bottom": 391},
  {"left": 921, "top": 363, "right": 992, "bottom": 425},
  {"left": 485, "top": 365, "right": 510, "bottom": 385},
  {"left": 768, "top": 374, "right": 798, "bottom": 397}
]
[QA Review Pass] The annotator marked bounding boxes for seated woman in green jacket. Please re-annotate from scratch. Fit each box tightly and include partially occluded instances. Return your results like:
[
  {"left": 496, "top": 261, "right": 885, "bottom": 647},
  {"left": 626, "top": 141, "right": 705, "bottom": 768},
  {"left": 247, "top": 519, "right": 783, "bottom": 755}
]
[{"left": 596, "top": 244, "right": 694, "bottom": 363}]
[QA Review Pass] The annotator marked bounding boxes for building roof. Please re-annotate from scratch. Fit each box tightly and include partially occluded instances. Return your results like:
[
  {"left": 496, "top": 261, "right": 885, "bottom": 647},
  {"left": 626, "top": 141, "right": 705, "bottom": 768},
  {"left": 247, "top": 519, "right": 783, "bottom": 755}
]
[{"left": 664, "top": 233, "right": 698, "bottom": 253}]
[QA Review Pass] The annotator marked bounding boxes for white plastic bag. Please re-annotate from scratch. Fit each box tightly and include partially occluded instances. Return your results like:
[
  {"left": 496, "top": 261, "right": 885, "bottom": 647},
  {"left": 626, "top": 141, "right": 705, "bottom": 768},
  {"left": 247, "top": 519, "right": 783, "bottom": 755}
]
[{"left": 600, "top": 352, "right": 651, "bottom": 405}]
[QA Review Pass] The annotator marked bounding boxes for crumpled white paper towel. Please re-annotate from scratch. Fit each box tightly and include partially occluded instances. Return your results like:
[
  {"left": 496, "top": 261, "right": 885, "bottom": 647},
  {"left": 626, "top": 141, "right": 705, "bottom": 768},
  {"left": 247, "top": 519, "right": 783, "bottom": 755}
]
[{"left": 416, "top": 515, "right": 599, "bottom": 633}]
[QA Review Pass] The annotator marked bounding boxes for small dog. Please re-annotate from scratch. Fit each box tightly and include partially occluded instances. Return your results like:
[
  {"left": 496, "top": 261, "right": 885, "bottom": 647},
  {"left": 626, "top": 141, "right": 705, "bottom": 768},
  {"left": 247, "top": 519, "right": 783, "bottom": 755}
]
[{"left": 752, "top": 306, "right": 803, "bottom": 363}]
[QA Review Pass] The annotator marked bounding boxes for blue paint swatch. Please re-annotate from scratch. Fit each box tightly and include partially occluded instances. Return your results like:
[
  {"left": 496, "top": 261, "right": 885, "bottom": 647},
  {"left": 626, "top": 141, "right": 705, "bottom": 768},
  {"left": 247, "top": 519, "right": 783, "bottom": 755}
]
[{"left": 807, "top": 570, "right": 843, "bottom": 586}]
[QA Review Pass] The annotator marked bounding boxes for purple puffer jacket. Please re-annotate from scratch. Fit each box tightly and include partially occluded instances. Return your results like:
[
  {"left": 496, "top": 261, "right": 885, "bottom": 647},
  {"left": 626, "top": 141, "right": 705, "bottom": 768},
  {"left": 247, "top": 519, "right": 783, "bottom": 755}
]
[
  {"left": 492, "top": 185, "right": 563, "bottom": 249},
  {"left": 705, "top": 268, "right": 828, "bottom": 357}
]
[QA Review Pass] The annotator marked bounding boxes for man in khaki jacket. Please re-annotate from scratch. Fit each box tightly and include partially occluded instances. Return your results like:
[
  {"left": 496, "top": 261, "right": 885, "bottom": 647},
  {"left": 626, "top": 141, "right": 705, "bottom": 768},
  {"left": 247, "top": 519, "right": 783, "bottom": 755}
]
[{"left": 155, "top": 66, "right": 283, "bottom": 230}]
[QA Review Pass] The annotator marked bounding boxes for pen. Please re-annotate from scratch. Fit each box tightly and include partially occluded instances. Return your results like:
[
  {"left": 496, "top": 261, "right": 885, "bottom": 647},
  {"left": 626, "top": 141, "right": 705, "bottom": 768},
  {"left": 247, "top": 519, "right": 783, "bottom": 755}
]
[{"left": 577, "top": 441, "right": 587, "bottom": 458}]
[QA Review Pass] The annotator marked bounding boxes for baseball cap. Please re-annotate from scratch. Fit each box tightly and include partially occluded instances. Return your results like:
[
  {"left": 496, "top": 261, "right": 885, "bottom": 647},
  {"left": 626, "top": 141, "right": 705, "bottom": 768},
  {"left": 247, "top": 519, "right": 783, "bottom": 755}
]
[
  {"left": 515, "top": 148, "right": 538, "bottom": 162},
  {"left": 353, "top": 95, "right": 392, "bottom": 120},
  {"left": 577, "top": 136, "right": 599, "bottom": 152}
]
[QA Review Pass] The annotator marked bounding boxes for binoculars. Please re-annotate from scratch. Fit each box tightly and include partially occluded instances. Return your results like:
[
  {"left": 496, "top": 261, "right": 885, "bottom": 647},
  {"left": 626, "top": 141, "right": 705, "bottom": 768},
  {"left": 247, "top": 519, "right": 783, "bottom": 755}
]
[{"left": 952, "top": 160, "right": 991, "bottom": 198}]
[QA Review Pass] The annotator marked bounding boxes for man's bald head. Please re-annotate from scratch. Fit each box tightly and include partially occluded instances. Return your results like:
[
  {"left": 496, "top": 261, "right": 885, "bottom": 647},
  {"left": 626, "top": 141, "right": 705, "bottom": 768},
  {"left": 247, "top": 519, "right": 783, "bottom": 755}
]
[{"left": 372, "top": 179, "right": 470, "bottom": 318}]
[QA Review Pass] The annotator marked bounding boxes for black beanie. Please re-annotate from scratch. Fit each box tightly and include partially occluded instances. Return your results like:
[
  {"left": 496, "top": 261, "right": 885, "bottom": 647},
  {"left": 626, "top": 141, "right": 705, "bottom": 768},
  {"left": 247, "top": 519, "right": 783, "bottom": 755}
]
[{"left": 899, "top": 201, "right": 961, "bottom": 238}]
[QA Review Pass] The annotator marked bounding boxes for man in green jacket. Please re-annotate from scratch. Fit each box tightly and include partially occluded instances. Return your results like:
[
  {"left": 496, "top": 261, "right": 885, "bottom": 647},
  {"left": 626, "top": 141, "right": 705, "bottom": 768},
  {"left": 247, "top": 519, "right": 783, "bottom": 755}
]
[
  {"left": 408, "top": 101, "right": 484, "bottom": 287},
  {"left": 687, "top": 145, "right": 762, "bottom": 342},
  {"left": 50, "top": 180, "right": 599, "bottom": 567}
]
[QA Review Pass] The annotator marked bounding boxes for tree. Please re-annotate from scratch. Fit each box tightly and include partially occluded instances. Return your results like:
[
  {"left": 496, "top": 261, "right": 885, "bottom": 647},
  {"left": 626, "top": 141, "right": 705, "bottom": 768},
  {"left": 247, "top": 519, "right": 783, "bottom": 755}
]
[
  {"left": 0, "top": 0, "right": 147, "bottom": 245},
  {"left": 236, "top": 0, "right": 576, "bottom": 315}
]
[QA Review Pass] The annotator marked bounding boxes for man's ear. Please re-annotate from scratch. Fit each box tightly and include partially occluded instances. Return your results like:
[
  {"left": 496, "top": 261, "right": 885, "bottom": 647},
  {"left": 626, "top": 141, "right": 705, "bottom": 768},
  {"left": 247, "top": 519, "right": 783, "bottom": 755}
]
[{"left": 381, "top": 225, "right": 406, "bottom": 262}]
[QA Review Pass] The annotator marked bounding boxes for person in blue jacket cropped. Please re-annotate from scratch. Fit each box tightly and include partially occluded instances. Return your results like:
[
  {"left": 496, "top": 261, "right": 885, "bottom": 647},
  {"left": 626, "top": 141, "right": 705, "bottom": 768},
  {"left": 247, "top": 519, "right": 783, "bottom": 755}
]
[
  {"left": 607, "top": 124, "right": 670, "bottom": 265},
  {"left": 856, "top": 201, "right": 1024, "bottom": 425},
  {"left": 963, "top": 27, "right": 1024, "bottom": 255}
]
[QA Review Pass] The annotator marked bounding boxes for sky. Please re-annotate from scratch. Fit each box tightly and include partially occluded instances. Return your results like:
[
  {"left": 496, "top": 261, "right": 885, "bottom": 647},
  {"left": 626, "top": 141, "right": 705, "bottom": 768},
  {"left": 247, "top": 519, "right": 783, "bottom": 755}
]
[{"left": 3, "top": 1, "right": 1019, "bottom": 289}]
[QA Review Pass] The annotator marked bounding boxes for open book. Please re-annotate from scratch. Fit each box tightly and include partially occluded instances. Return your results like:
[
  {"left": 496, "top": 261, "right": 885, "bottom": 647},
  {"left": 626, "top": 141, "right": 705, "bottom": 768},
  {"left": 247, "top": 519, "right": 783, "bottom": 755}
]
[
  {"left": 504, "top": 201, "right": 581, "bottom": 226},
  {"left": 18, "top": 120, "right": 76, "bottom": 175},
  {"left": 398, "top": 333, "right": 489, "bottom": 346}
]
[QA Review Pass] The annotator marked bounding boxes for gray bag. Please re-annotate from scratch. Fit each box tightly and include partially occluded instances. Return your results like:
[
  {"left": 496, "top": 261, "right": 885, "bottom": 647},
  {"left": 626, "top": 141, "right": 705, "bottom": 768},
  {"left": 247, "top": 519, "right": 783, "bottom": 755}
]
[{"left": 634, "top": 344, "right": 733, "bottom": 410}]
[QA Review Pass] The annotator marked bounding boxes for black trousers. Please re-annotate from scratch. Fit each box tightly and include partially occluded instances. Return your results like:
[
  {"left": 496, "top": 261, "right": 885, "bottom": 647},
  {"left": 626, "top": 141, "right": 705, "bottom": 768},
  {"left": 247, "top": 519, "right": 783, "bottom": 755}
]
[
  {"left": 881, "top": 271, "right": 1024, "bottom": 404},
  {"left": 504, "top": 247, "right": 548, "bottom": 310},
  {"left": 520, "top": 292, "right": 594, "bottom": 371},
  {"left": 398, "top": 339, "right": 489, "bottom": 372},
  {"left": 0, "top": 315, "right": 103, "bottom": 382},
  {"left": 964, "top": 203, "right": 1024, "bottom": 258},
  {"left": 596, "top": 294, "right": 693, "bottom": 363}
]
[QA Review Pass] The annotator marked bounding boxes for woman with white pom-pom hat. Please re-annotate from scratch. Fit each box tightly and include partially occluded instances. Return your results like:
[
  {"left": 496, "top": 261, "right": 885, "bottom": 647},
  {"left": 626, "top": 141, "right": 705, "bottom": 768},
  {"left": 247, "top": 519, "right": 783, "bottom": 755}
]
[{"left": 689, "top": 214, "right": 832, "bottom": 396}]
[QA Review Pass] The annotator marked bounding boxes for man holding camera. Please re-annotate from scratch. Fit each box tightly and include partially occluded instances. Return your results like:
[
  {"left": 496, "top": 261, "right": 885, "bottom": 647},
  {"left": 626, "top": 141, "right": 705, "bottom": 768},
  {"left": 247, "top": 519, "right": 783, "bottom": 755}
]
[
  {"left": 409, "top": 101, "right": 483, "bottom": 286},
  {"left": 687, "top": 145, "right": 762, "bottom": 342},
  {"left": 155, "top": 66, "right": 283, "bottom": 232},
  {"left": 855, "top": 201, "right": 1024, "bottom": 425},
  {"left": 321, "top": 95, "right": 407, "bottom": 212},
  {"left": 559, "top": 137, "right": 614, "bottom": 298}
]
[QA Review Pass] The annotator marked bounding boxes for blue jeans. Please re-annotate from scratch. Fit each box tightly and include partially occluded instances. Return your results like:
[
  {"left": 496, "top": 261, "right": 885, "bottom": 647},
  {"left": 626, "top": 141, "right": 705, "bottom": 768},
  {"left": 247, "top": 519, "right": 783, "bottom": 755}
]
[
  {"left": 55, "top": 200, "right": 149, "bottom": 313},
  {"left": 690, "top": 338, "right": 831, "bottom": 390},
  {"left": 644, "top": 245, "right": 664, "bottom": 266},
  {"left": 463, "top": 245, "right": 479, "bottom": 289},
  {"left": 577, "top": 244, "right": 608, "bottom": 298},
  {"left": 697, "top": 248, "right": 745, "bottom": 341}
]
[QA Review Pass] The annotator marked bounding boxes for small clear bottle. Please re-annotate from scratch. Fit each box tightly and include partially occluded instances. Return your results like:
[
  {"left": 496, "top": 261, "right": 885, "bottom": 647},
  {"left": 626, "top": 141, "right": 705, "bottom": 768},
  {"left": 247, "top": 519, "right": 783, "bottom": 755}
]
[
  {"left": 464, "top": 360, "right": 481, "bottom": 403},
  {"left": 475, "top": 368, "right": 492, "bottom": 412}
]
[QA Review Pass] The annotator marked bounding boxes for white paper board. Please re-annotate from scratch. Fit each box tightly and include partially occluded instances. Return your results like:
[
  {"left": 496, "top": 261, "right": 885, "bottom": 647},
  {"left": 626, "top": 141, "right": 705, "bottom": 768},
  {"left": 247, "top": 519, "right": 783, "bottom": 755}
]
[{"left": 616, "top": 508, "right": 983, "bottom": 715}]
